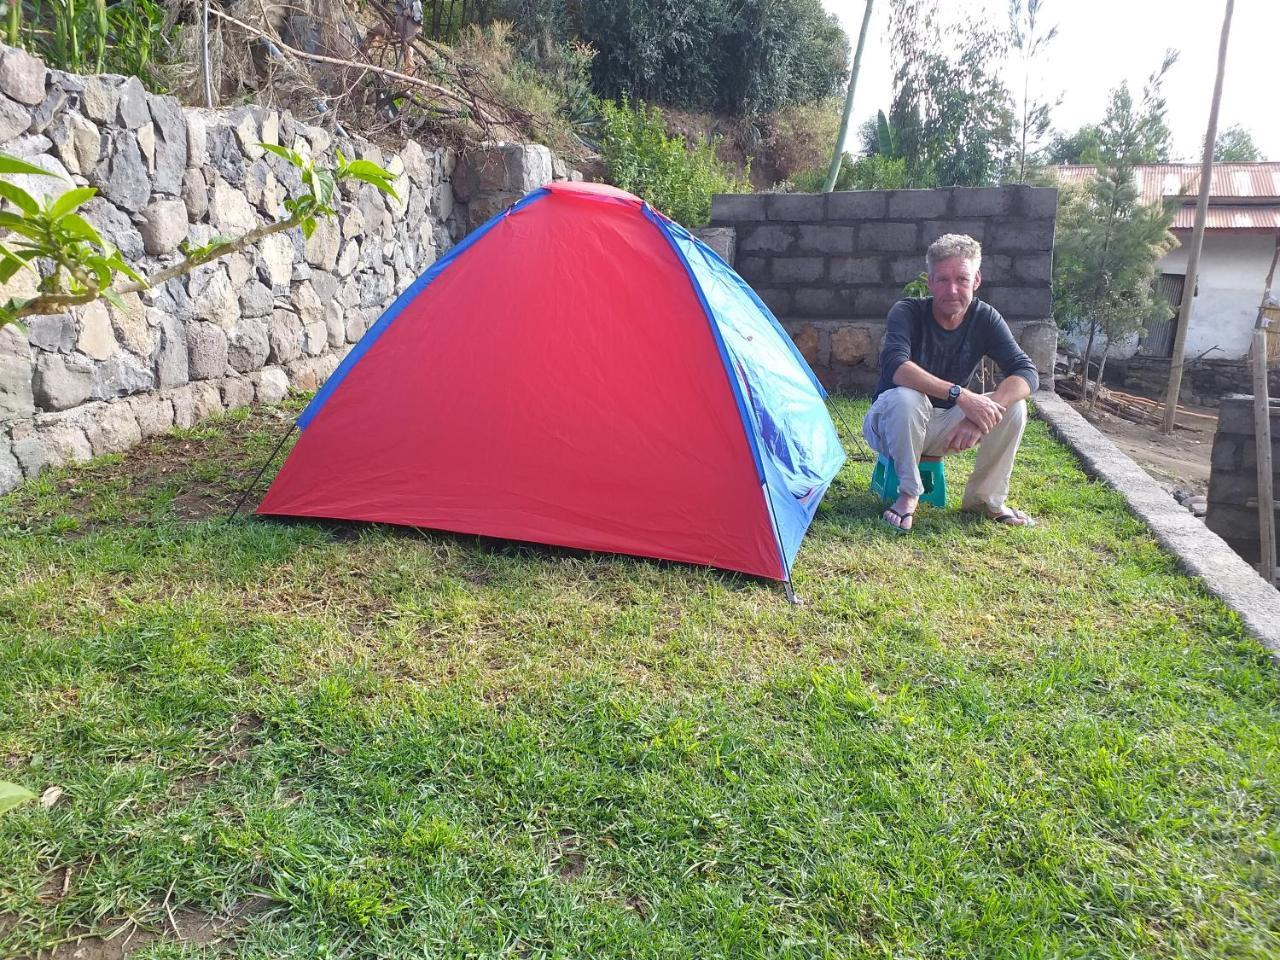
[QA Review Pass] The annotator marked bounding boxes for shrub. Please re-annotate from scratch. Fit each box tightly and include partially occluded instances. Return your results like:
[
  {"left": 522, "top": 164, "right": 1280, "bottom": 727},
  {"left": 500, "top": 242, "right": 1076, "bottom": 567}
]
[
  {"left": 598, "top": 98, "right": 750, "bottom": 228},
  {"left": 789, "top": 153, "right": 909, "bottom": 193}
]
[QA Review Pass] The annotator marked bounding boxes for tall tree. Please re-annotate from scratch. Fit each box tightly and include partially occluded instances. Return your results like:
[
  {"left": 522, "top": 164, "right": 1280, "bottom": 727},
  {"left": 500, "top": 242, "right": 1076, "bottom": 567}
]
[
  {"left": 1048, "top": 52, "right": 1178, "bottom": 166},
  {"left": 888, "top": 0, "right": 1016, "bottom": 187},
  {"left": 1007, "top": 0, "right": 1059, "bottom": 182},
  {"left": 1213, "top": 123, "right": 1263, "bottom": 161}
]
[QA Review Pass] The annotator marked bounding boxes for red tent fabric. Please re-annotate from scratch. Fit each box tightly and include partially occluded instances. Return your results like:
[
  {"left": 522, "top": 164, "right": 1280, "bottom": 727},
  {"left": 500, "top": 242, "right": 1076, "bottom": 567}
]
[{"left": 258, "top": 183, "right": 787, "bottom": 578}]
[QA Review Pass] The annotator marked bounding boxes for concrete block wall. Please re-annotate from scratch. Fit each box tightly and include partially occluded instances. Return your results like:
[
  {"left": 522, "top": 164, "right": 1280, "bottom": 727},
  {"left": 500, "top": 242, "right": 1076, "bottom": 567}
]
[
  {"left": 709, "top": 186, "right": 1058, "bottom": 392},
  {"left": 0, "top": 43, "right": 567, "bottom": 495},
  {"left": 1205, "top": 394, "right": 1280, "bottom": 564}
]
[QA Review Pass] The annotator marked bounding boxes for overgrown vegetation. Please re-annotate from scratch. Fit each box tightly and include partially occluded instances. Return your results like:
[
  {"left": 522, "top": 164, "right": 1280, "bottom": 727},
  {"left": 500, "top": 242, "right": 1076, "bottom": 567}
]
[
  {"left": 1, "top": 399, "right": 1278, "bottom": 956},
  {"left": 598, "top": 98, "right": 748, "bottom": 227}
]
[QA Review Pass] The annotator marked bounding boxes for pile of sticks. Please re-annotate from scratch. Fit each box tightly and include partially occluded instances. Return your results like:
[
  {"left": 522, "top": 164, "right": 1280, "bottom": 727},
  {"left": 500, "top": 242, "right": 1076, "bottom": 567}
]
[{"left": 1055, "top": 380, "right": 1216, "bottom": 429}]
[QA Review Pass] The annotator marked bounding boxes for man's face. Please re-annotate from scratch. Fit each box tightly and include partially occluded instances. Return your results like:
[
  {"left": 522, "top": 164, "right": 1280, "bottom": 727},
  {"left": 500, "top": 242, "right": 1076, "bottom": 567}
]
[{"left": 927, "top": 256, "right": 981, "bottom": 318}]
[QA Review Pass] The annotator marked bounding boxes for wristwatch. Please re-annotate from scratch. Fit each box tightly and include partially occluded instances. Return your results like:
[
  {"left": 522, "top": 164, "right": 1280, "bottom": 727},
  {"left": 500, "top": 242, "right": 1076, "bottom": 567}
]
[{"left": 947, "top": 383, "right": 962, "bottom": 403}]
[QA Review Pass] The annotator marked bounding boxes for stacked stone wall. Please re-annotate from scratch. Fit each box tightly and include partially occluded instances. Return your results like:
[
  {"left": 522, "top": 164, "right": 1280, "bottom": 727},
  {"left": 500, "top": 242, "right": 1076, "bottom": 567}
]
[{"left": 1206, "top": 395, "right": 1280, "bottom": 565}]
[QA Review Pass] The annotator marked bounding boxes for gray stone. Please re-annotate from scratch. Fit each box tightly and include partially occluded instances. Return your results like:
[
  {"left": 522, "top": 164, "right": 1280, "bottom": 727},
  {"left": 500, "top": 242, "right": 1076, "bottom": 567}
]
[
  {"left": 0, "top": 441, "right": 20, "bottom": 494},
  {"left": 358, "top": 270, "right": 392, "bottom": 309},
  {"left": 400, "top": 139, "right": 430, "bottom": 183},
  {"left": 27, "top": 86, "right": 67, "bottom": 134},
  {"left": 108, "top": 294, "right": 152, "bottom": 357},
  {"left": 36, "top": 409, "right": 92, "bottom": 465},
  {"left": 81, "top": 197, "right": 145, "bottom": 261},
  {"left": 137, "top": 121, "right": 157, "bottom": 172},
  {"left": 345, "top": 306, "right": 373, "bottom": 343},
  {"left": 155, "top": 312, "right": 188, "bottom": 388},
  {"left": 166, "top": 383, "right": 196, "bottom": 428},
  {"left": 188, "top": 379, "right": 224, "bottom": 422},
  {"left": 182, "top": 167, "right": 208, "bottom": 222},
  {"left": 210, "top": 181, "right": 257, "bottom": 236},
  {"left": 250, "top": 366, "right": 289, "bottom": 404},
  {"left": 147, "top": 93, "right": 187, "bottom": 195},
  {"left": 953, "top": 187, "right": 1011, "bottom": 217},
  {"left": 139, "top": 198, "right": 189, "bottom": 255},
  {"left": 323, "top": 300, "right": 345, "bottom": 348},
  {"left": 190, "top": 265, "right": 239, "bottom": 325},
  {"left": 79, "top": 75, "right": 122, "bottom": 123},
  {"left": 92, "top": 401, "right": 142, "bottom": 453},
  {"left": 33, "top": 352, "right": 94, "bottom": 410},
  {"left": 5, "top": 150, "right": 71, "bottom": 206},
  {"left": 336, "top": 239, "right": 360, "bottom": 276},
  {"left": 304, "top": 215, "right": 340, "bottom": 271},
  {"left": 235, "top": 281, "right": 271, "bottom": 319},
  {"left": 428, "top": 182, "right": 454, "bottom": 222},
  {"left": 0, "top": 93, "right": 29, "bottom": 140},
  {"left": 103, "top": 134, "right": 152, "bottom": 212},
  {"left": 117, "top": 76, "right": 149, "bottom": 129},
  {"left": 186, "top": 321, "right": 229, "bottom": 379},
  {"left": 796, "top": 225, "right": 856, "bottom": 255},
  {"left": 125, "top": 394, "right": 174, "bottom": 438},
  {"left": 302, "top": 321, "right": 327, "bottom": 356},
  {"left": 829, "top": 256, "right": 885, "bottom": 285},
  {"left": 227, "top": 318, "right": 270, "bottom": 372},
  {"left": 220, "top": 375, "right": 255, "bottom": 410},
  {"left": 830, "top": 326, "right": 875, "bottom": 365},
  {"left": 293, "top": 280, "right": 323, "bottom": 326},
  {"left": 0, "top": 323, "right": 34, "bottom": 420},
  {"left": 859, "top": 221, "right": 918, "bottom": 252},
  {"left": 767, "top": 193, "right": 826, "bottom": 221},
  {"left": 12, "top": 434, "right": 47, "bottom": 477},
  {"left": 887, "top": 190, "right": 950, "bottom": 219},
  {"left": 990, "top": 220, "right": 1056, "bottom": 253},
  {"left": 26, "top": 314, "right": 75, "bottom": 353},
  {"left": 710, "top": 193, "right": 767, "bottom": 224},
  {"left": 93, "top": 352, "right": 154, "bottom": 399},
  {"left": 243, "top": 159, "right": 281, "bottom": 217},
  {"left": 690, "top": 226, "right": 736, "bottom": 264},
  {"left": 185, "top": 109, "right": 211, "bottom": 168},
  {"left": 828, "top": 191, "right": 888, "bottom": 219},
  {"left": 772, "top": 257, "right": 825, "bottom": 283},
  {"left": 207, "top": 122, "right": 246, "bottom": 186},
  {"left": 258, "top": 232, "right": 295, "bottom": 289},
  {"left": 77, "top": 301, "right": 117, "bottom": 360},
  {"left": 1008, "top": 319, "right": 1058, "bottom": 383},
  {"left": 46, "top": 110, "right": 101, "bottom": 175},
  {"left": 226, "top": 107, "right": 262, "bottom": 159},
  {"left": 0, "top": 46, "right": 46, "bottom": 105},
  {"left": 268, "top": 310, "right": 303, "bottom": 364}
]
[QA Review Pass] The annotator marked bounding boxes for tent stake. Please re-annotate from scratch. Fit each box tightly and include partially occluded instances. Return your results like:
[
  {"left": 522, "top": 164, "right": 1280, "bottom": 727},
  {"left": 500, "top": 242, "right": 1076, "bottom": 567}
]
[{"left": 226, "top": 421, "right": 298, "bottom": 522}]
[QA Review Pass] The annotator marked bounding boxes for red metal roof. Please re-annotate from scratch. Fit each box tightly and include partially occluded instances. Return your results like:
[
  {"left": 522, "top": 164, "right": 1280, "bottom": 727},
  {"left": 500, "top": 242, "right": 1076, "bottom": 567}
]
[{"left": 1051, "top": 163, "right": 1280, "bottom": 232}]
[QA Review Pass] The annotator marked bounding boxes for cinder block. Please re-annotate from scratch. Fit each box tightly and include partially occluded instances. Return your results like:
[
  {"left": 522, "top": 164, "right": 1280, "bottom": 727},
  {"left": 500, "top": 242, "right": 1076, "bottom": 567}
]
[
  {"left": 829, "top": 256, "right": 885, "bottom": 284},
  {"left": 1018, "top": 186, "right": 1060, "bottom": 219},
  {"left": 953, "top": 187, "right": 1012, "bottom": 217},
  {"left": 983, "top": 286, "right": 1053, "bottom": 319},
  {"left": 828, "top": 190, "right": 888, "bottom": 219},
  {"left": 923, "top": 220, "right": 986, "bottom": 244},
  {"left": 978, "top": 254, "right": 1013, "bottom": 283},
  {"left": 767, "top": 193, "right": 827, "bottom": 221},
  {"left": 1210, "top": 436, "right": 1244, "bottom": 472},
  {"left": 989, "top": 220, "right": 1056, "bottom": 252},
  {"left": 739, "top": 224, "right": 795, "bottom": 254},
  {"left": 1013, "top": 252, "right": 1054, "bottom": 284},
  {"left": 757, "top": 288, "right": 793, "bottom": 314},
  {"left": 887, "top": 189, "right": 950, "bottom": 219},
  {"left": 890, "top": 255, "right": 926, "bottom": 284},
  {"left": 859, "top": 221, "right": 918, "bottom": 253},
  {"left": 794, "top": 288, "right": 847, "bottom": 317},
  {"left": 854, "top": 286, "right": 903, "bottom": 317},
  {"left": 734, "top": 256, "right": 768, "bottom": 282},
  {"left": 1216, "top": 396, "right": 1280, "bottom": 437},
  {"left": 796, "top": 225, "right": 856, "bottom": 255},
  {"left": 772, "top": 257, "right": 825, "bottom": 283},
  {"left": 710, "top": 193, "right": 767, "bottom": 224}
]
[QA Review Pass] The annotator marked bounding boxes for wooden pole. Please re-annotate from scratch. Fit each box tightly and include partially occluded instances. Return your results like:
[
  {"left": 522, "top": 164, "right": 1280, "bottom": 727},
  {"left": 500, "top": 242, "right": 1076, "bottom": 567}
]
[
  {"left": 1250, "top": 238, "right": 1280, "bottom": 583},
  {"left": 823, "top": 0, "right": 875, "bottom": 193},
  {"left": 1163, "top": 0, "right": 1234, "bottom": 433}
]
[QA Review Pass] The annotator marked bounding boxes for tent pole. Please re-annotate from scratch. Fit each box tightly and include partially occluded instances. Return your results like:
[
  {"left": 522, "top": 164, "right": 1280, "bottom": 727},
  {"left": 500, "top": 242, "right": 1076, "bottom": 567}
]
[
  {"left": 828, "top": 400, "right": 873, "bottom": 461},
  {"left": 226, "top": 421, "right": 298, "bottom": 522},
  {"left": 761, "top": 481, "right": 802, "bottom": 606}
]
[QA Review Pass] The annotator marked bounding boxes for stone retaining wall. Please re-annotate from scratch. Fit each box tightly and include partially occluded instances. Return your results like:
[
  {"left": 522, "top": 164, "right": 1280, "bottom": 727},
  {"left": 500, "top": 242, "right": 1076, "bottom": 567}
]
[
  {"left": 1206, "top": 394, "right": 1280, "bottom": 565},
  {"left": 1111, "top": 355, "right": 1260, "bottom": 406},
  {"left": 709, "top": 186, "right": 1059, "bottom": 392},
  {"left": 0, "top": 46, "right": 565, "bottom": 494}
]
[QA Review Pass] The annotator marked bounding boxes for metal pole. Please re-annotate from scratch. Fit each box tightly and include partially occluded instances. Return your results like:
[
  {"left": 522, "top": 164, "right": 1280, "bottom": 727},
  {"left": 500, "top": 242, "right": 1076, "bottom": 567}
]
[
  {"left": 1250, "top": 238, "right": 1280, "bottom": 583},
  {"left": 823, "top": 0, "right": 875, "bottom": 194},
  {"left": 226, "top": 421, "right": 297, "bottom": 522},
  {"left": 1163, "top": 0, "right": 1233, "bottom": 433},
  {"left": 201, "top": 0, "right": 215, "bottom": 109}
]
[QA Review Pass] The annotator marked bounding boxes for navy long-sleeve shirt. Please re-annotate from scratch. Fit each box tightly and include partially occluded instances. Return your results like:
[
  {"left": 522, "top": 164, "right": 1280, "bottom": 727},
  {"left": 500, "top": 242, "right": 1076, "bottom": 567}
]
[{"left": 873, "top": 297, "right": 1039, "bottom": 408}]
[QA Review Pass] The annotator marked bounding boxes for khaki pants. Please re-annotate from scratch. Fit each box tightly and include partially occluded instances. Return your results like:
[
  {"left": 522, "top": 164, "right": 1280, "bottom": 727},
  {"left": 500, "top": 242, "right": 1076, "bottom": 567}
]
[{"left": 862, "top": 387, "right": 1028, "bottom": 513}]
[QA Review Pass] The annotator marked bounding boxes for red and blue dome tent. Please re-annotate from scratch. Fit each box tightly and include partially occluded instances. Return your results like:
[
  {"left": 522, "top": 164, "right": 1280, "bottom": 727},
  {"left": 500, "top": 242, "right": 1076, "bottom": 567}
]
[{"left": 256, "top": 181, "right": 846, "bottom": 597}]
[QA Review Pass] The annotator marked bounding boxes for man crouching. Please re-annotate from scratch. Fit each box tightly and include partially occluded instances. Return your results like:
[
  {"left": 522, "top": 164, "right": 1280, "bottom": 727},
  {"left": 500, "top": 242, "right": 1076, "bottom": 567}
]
[{"left": 862, "top": 233, "right": 1039, "bottom": 532}]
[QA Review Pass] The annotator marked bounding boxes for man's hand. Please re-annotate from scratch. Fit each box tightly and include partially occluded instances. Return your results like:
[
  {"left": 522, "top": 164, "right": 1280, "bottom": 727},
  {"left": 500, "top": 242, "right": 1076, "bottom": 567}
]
[
  {"left": 945, "top": 420, "right": 984, "bottom": 453},
  {"left": 955, "top": 390, "right": 1005, "bottom": 433}
]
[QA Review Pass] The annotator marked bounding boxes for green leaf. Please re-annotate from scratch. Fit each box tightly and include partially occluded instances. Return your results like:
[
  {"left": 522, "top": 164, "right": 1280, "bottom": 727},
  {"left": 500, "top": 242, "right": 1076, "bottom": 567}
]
[
  {"left": 300, "top": 216, "right": 316, "bottom": 239},
  {"left": 58, "top": 212, "right": 105, "bottom": 247},
  {"left": 0, "top": 781, "right": 36, "bottom": 815},
  {"left": 0, "top": 153, "right": 64, "bottom": 178},
  {"left": 260, "top": 143, "right": 303, "bottom": 168},
  {"left": 81, "top": 255, "right": 112, "bottom": 289},
  {"left": 47, "top": 187, "right": 97, "bottom": 221},
  {"left": 0, "top": 180, "right": 40, "bottom": 216},
  {"left": 102, "top": 289, "right": 127, "bottom": 310},
  {"left": 0, "top": 212, "right": 47, "bottom": 241}
]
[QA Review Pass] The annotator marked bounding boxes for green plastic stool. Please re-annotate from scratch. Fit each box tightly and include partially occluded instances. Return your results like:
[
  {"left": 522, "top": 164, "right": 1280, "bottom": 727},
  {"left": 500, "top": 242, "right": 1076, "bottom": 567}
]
[{"left": 870, "top": 454, "right": 947, "bottom": 508}]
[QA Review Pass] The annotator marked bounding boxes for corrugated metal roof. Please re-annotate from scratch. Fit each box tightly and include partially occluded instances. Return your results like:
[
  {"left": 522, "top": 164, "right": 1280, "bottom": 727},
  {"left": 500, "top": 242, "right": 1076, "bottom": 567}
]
[
  {"left": 1172, "top": 205, "right": 1280, "bottom": 231},
  {"left": 1051, "top": 163, "right": 1280, "bottom": 232}
]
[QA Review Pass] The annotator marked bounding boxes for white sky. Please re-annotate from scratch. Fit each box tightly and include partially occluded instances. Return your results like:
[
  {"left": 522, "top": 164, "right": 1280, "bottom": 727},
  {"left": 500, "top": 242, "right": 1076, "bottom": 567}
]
[{"left": 822, "top": 0, "right": 1280, "bottom": 162}]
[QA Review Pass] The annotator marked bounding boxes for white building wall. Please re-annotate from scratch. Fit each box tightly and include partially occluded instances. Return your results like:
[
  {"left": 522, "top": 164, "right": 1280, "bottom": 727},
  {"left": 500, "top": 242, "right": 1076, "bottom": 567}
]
[{"left": 1158, "top": 232, "right": 1277, "bottom": 360}]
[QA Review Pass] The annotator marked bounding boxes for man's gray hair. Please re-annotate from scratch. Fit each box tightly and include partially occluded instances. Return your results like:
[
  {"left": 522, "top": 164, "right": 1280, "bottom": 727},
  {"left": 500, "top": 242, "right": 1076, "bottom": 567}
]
[{"left": 926, "top": 234, "right": 982, "bottom": 273}]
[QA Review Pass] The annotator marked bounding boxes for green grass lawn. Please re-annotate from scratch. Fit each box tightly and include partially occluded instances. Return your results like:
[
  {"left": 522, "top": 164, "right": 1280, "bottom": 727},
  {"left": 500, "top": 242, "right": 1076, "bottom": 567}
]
[{"left": 1, "top": 398, "right": 1277, "bottom": 959}]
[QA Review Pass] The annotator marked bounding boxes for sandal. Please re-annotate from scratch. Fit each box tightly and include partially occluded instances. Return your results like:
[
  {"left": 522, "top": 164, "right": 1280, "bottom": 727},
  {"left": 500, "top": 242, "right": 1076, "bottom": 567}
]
[
  {"left": 883, "top": 507, "right": 914, "bottom": 533},
  {"left": 987, "top": 507, "right": 1037, "bottom": 527}
]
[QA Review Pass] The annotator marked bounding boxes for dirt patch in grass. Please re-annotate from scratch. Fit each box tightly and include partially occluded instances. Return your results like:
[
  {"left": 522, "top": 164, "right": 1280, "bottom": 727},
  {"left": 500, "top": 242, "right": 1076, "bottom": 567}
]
[
  {"left": 33, "top": 897, "right": 274, "bottom": 959},
  {"left": 1073, "top": 399, "right": 1216, "bottom": 496}
]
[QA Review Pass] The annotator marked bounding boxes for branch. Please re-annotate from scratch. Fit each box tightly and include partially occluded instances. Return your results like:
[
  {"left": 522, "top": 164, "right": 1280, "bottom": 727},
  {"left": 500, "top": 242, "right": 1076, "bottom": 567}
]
[
  {"left": 208, "top": 7, "right": 496, "bottom": 124},
  {"left": 13, "top": 213, "right": 305, "bottom": 319}
]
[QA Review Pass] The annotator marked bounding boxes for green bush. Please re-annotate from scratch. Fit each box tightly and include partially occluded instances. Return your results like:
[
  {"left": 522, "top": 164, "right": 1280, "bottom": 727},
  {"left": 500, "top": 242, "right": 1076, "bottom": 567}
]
[
  {"left": 790, "top": 153, "right": 909, "bottom": 193},
  {"left": 598, "top": 98, "right": 749, "bottom": 227}
]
